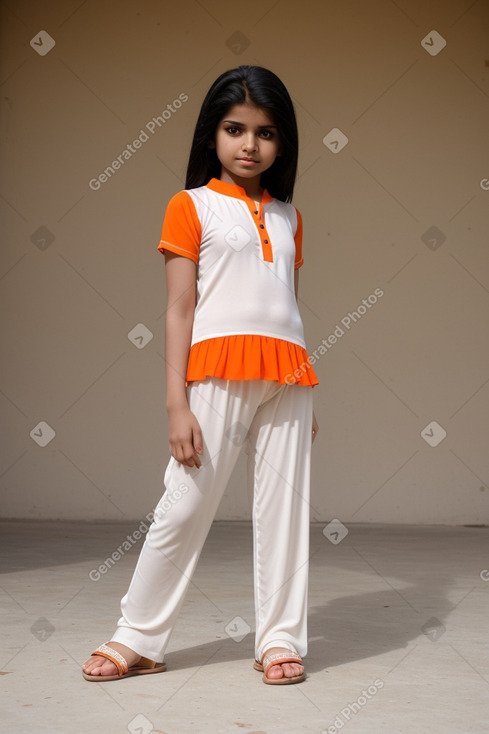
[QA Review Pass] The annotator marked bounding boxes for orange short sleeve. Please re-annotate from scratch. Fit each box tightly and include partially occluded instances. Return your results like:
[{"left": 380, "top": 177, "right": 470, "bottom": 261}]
[
  {"left": 294, "top": 207, "right": 304, "bottom": 270},
  {"left": 157, "top": 190, "right": 202, "bottom": 263}
]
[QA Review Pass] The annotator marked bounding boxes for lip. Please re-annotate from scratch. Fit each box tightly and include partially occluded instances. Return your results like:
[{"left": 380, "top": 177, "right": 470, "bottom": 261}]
[{"left": 237, "top": 158, "right": 258, "bottom": 163}]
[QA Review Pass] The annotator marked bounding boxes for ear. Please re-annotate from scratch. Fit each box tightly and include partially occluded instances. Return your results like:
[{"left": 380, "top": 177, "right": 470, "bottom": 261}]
[{"left": 208, "top": 139, "right": 216, "bottom": 149}]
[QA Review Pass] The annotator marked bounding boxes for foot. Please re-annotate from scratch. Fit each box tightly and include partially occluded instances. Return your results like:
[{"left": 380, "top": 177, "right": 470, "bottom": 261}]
[
  {"left": 82, "top": 641, "right": 141, "bottom": 677},
  {"left": 262, "top": 647, "right": 305, "bottom": 681}
]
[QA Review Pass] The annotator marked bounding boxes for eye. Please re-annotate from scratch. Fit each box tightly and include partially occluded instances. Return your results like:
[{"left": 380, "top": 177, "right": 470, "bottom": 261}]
[
  {"left": 225, "top": 126, "right": 241, "bottom": 135},
  {"left": 259, "top": 129, "right": 275, "bottom": 139}
]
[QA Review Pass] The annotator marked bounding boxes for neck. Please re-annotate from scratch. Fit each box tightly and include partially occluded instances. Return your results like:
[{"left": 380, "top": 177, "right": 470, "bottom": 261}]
[{"left": 219, "top": 170, "right": 263, "bottom": 200}]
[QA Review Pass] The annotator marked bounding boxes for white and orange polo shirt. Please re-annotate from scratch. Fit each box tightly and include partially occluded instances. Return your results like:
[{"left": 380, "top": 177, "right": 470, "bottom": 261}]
[{"left": 158, "top": 177, "right": 318, "bottom": 386}]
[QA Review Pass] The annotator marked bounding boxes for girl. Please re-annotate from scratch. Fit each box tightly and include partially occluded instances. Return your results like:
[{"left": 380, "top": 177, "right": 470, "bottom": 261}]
[{"left": 82, "top": 65, "right": 319, "bottom": 686}]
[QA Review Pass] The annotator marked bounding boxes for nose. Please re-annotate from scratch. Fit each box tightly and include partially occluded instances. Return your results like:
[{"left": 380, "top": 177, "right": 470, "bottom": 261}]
[{"left": 242, "top": 133, "right": 257, "bottom": 152}]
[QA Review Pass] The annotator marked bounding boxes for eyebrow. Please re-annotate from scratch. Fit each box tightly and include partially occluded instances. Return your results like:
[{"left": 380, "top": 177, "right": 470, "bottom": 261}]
[{"left": 222, "top": 120, "right": 277, "bottom": 129}]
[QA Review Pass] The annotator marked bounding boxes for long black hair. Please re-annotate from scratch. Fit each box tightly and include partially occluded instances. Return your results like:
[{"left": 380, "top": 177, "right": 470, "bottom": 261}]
[{"left": 185, "top": 65, "right": 298, "bottom": 202}]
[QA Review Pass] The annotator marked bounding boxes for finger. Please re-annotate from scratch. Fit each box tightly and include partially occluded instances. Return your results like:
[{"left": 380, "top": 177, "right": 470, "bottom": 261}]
[
  {"left": 173, "top": 443, "right": 191, "bottom": 466},
  {"left": 171, "top": 440, "right": 201, "bottom": 467},
  {"left": 181, "top": 449, "right": 196, "bottom": 467},
  {"left": 172, "top": 445, "right": 184, "bottom": 464},
  {"left": 181, "top": 442, "right": 201, "bottom": 468},
  {"left": 192, "top": 451, "right": 202, "bottom": 469},
  {"left": 193, "top": 426, "right": 204, "bottom": 455}
]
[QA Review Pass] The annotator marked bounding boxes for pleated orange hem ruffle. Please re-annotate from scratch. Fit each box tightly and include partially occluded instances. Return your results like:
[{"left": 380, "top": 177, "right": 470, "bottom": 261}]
[{"left": 186, "top": 334, "right": 319, "bottom": 387}]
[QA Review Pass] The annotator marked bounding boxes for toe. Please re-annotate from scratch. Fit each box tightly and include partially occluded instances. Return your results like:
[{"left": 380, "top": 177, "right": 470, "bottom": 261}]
[
  {"left": 282, "top": 662, "right": 304, "bottom": 678},
  {"left": 82, "top": 642, "right": 141, "bottom": 677},
  {"left": 266, "top": 665, "right": 284, "bottom": 679},
  {"left": 82, "top": 655, "right": 99, "bottom": 672},
  {"left": 261, "top": 648, "right": 305, "bottom": 681},
  {"left": 83, "top": 656, "right": 118, "bottom": 676}
]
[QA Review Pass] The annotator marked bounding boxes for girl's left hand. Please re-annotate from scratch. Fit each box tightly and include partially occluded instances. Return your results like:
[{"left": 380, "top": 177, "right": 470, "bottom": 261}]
[{"left": 312, "top": 411, "right": 319, "bottom": 443}]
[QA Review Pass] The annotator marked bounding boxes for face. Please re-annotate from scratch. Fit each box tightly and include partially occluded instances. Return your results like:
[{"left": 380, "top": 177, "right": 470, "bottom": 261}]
[{"left": 210, "top": 103, "right": 281, "bottom": 189}]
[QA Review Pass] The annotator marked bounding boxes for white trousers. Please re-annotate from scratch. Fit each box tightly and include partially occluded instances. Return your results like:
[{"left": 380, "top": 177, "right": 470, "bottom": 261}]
[{"left": 111, "top": 377, "right": 313, "bottom": 663}]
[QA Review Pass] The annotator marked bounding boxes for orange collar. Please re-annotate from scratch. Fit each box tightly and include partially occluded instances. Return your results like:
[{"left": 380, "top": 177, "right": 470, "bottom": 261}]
[{"left": 206, "top": 177, "right": 273, "bottom": 204}]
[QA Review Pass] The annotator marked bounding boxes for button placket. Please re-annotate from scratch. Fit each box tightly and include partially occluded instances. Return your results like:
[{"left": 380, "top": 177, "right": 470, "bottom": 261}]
[{"left": 248, "top": 200, "right": 273, "bottom": 263}]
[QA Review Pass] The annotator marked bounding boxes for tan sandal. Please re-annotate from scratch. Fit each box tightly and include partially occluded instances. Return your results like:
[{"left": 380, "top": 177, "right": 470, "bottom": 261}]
[
  {"left": 82, "top": 643, "right": 167, "bottom": 682},
  {"left": 253, "top": 648, "right": 306, "bottom": 685}
]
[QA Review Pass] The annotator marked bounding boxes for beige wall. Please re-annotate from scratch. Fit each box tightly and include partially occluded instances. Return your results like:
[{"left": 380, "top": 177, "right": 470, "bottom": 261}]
[{"left": 1, "top": 0, "right": 488, "bottom": 524}]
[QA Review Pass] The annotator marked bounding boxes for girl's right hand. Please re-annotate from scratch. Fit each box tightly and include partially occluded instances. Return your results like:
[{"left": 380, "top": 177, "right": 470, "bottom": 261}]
[{"left": 168, "top": 406, "right": 204, "bottom": 468}]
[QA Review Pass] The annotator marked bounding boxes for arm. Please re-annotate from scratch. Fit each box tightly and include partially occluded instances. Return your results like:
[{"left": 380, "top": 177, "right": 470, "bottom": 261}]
[
  {"left": 164, "top": 251, "right": 203, "bottom": 467},
  {"left": 295, "top": 268, "right": 318, "bottom": 443}
]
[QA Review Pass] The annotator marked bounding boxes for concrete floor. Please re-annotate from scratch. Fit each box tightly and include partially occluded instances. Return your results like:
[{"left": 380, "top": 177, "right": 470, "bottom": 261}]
[{"left": 1, "top": 520, "right": 488, "bottom": 734}]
